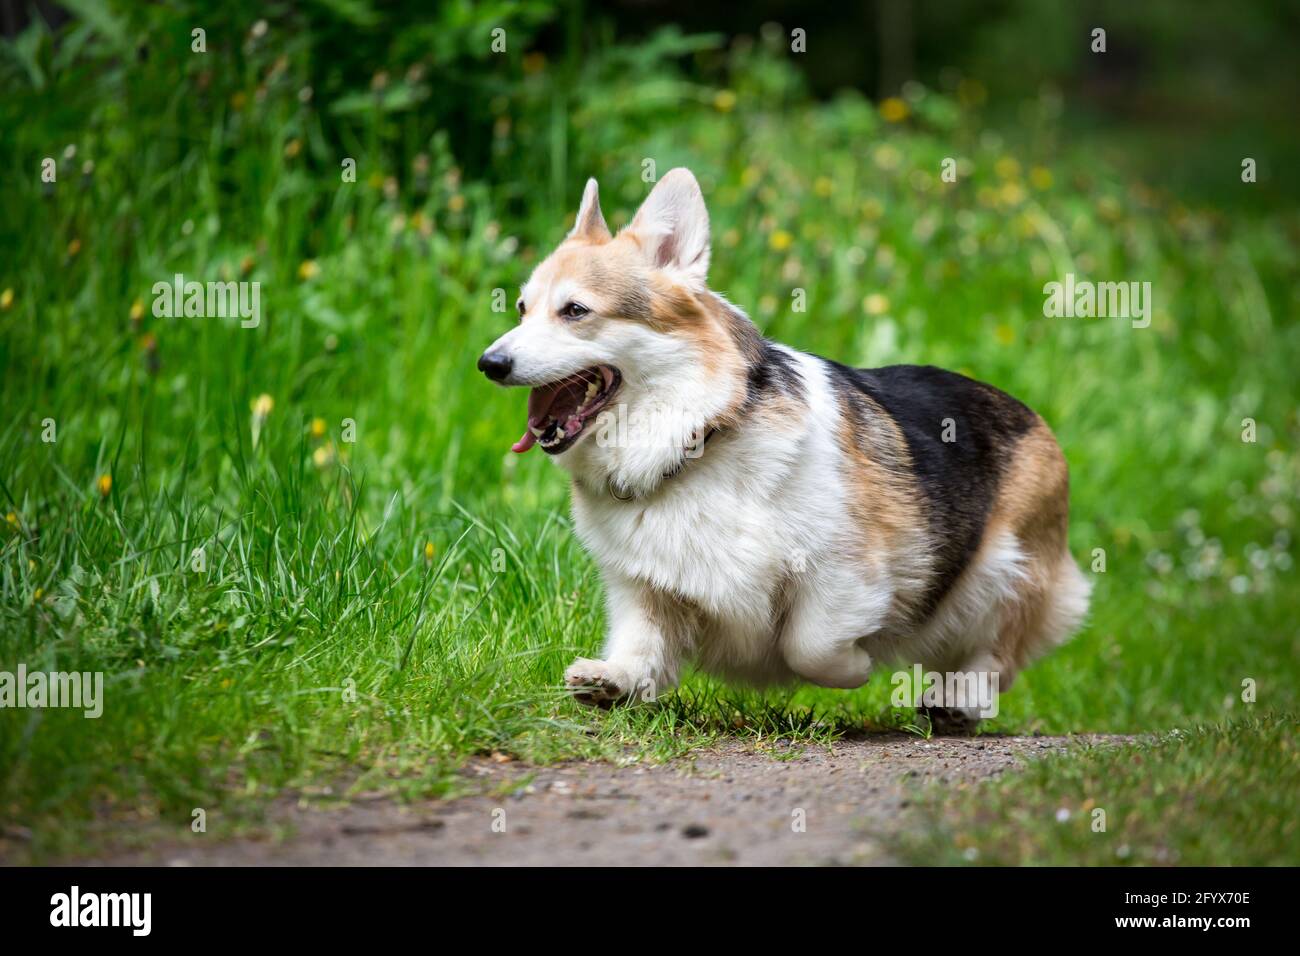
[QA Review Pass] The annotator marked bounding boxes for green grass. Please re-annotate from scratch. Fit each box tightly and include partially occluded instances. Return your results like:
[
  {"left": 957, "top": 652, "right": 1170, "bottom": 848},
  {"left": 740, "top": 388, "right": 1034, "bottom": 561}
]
[
  {"left": 895, "top": 713, "right": 1300, "bottom": 866},
  {"left": 2, "top": 8, "right": 1298, "bottom": 863}
]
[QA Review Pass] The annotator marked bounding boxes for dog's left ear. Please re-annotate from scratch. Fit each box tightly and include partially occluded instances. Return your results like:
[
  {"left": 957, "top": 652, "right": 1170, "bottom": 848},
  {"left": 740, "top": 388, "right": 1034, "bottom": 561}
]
[
  {"left": 569, "top": 177, "right": 611, "bottom": 241},
  {"left": 624, "top": 167, "right": 710, "bottom": 286}
]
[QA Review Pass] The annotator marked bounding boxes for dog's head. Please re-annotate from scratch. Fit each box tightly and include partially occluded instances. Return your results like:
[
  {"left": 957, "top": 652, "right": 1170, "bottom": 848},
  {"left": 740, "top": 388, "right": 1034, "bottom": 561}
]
[{"left": 480, "top": 168, "right": 742, "bottom": 470}]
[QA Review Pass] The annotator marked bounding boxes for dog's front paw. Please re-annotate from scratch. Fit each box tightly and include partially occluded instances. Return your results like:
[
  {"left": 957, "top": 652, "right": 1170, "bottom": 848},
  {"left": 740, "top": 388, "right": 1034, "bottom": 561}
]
[{"left": 564, "top": 658, "right": 629, "bottom": 709}]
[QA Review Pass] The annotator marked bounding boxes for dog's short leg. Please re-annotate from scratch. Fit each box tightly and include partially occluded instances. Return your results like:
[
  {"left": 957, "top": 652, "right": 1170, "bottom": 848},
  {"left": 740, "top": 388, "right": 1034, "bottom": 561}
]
[
  {"left": 915, "top": 652, "right": 1006, "bottom": 735},
  {"left": 565, "top": 573, "right": 680, "bottom": 708},
  {"left": 779, "top": 569, "right": 884, "bottom": 688},
  {"left": 916, "top": 704, "right": 982, "bottom": 735}
]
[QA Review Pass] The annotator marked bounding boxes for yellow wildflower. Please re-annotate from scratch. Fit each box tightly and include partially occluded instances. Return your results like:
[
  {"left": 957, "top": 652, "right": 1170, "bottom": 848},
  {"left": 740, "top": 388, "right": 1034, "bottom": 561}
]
[
  {"left": 879, "top": 97, "right": 909, "bottom": 122},
  {"left": 872, "top": 144, "right": 901, "bottom": 171},
  {"left": 863, "top": 293, "right": 890, "bottom": 316}
]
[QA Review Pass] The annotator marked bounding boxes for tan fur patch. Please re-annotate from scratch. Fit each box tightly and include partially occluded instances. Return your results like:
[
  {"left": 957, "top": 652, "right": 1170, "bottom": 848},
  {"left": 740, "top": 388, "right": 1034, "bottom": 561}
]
[
  {"left": 833, "top": 390, "right": 934, "bottom": 627},
  {"left": 531, "top": 239, "right": 653, "bottom": 324},
  {"left": 747, "top": 390, "right": 809, "bottom": 436},
  {"left": 977, "top": 418, "right": 1073, "bottom": 671}
]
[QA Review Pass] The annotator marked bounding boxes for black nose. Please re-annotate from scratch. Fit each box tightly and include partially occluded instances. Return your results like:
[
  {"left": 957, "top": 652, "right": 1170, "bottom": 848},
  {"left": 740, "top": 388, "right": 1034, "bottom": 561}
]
[{"left": 477, "top": 350, "right": 512, "bottom": 382}]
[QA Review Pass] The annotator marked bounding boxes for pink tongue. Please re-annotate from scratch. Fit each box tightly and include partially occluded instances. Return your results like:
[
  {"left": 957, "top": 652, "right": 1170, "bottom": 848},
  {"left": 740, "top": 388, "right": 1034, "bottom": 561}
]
[{"left": 512, "top": 381, "right": 569, "bottom": 454}]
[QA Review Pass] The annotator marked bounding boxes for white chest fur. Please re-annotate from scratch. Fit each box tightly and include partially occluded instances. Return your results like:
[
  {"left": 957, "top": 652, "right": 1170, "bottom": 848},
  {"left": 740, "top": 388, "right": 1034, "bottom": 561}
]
[
  {"left": 568, "top": 350, "right": 863, "bottom": 668},
  {"left": 572, "top": 444, "right": 790, "bottom": 630}
]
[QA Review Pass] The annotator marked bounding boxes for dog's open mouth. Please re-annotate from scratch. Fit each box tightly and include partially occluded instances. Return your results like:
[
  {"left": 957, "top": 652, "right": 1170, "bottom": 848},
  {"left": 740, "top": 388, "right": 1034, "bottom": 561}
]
[{"left": 512, "top": 366, "right": 622, "bottom": 455}]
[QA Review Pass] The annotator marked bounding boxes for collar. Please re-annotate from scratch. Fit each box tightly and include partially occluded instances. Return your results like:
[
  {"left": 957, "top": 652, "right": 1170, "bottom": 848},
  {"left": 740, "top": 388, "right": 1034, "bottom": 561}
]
[{"left": 608, "top": 427, "right": 719, "bottom": 501}]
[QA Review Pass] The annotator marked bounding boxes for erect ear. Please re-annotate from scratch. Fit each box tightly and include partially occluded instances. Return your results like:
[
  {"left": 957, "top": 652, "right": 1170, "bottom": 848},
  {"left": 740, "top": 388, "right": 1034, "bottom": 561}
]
[
  {"left": 568, "top": 177, "right": 611, "bottom": 241},
  {"left": 623, "top": 167, "right": 710, "bottom": 286}
]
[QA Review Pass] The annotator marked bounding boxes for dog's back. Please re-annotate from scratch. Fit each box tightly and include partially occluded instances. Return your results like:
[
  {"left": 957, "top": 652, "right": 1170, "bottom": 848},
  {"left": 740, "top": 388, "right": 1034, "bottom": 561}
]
[
  {"left": 830, "top": 362, "right": 1040, "bottom": 613},
  {"left": 825, "top": 359, "right": 1089, "bottom": 701}
]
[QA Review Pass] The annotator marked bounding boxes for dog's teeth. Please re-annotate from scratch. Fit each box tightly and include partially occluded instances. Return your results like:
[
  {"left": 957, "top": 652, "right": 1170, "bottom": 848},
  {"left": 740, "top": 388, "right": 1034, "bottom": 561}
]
[
  {"left": 555, "top": 427, "right": 565, "bottom": 439},
  {"left": 584, "top": 381, "right": 598, "bottom": 402},
  {"left": 530, "top": 425, "right": 544, "bottom": 437}
]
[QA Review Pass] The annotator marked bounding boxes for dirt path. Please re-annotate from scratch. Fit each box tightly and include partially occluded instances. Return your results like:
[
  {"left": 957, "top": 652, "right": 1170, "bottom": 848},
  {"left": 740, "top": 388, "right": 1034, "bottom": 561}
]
[{"left": 82, "top": 733, "right": 1126, "bottom": 866}]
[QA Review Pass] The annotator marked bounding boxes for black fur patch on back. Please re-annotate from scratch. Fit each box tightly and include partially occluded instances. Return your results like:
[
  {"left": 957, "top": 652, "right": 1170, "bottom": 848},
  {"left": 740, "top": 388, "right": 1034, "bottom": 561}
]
[{"left": 826, "top": 361, "right": 1038, "bottom": 616}]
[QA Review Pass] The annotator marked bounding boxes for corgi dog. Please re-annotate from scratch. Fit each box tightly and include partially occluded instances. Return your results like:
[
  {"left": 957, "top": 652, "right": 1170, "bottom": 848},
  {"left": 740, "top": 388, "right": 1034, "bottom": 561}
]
[{"left": 478, "top": 168, "right": 1090, "bottom": 732}]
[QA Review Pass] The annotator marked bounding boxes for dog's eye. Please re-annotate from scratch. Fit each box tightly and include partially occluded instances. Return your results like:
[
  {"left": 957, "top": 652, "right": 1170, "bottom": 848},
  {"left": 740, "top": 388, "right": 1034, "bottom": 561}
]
[
  {"left": 559, "top": 302, "right": 590, "bottom": 320},
  {"left": 516, "top": 299, "right": 526, "bottom": 317}
]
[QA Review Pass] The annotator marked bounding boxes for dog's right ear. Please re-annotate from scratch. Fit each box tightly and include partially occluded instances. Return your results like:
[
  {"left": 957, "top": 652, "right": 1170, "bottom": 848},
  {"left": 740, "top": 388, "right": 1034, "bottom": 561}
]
[{"left": 568, "top": 177, "right": 611, "bottom": 241}]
